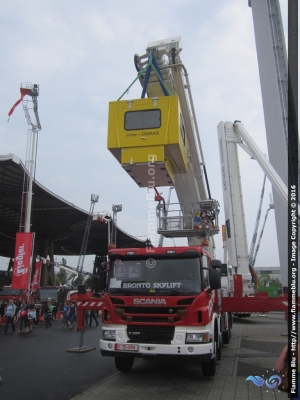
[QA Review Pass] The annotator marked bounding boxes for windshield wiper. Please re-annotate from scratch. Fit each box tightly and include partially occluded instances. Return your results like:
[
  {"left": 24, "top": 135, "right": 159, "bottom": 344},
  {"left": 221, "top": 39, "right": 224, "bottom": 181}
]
[
  {"left": 154, "top": 288, "right": 182, "bottom": 295},
  {"left": 158, "top": 288, "right": 199, "bottom": 295},
  {"left": 109, "top": 288, "right": 146, "bottom": 295}
]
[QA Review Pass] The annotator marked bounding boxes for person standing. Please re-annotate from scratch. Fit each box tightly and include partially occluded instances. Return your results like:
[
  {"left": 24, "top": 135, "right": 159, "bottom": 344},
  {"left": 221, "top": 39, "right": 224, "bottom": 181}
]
[
  {"left": 26, "top": 299, "right": 36, "bottom": 333},
  {"left": 3, "top": 299, "right": 16, "bottom": 333},
  {"left": 68, "top": 302, "right": 76, "bottom": 329},
  {"left": 52, "top": 300, "right": 59, "bottom": 320},
  {"left": 61, "top": 300, "right": 70, "bottom": 329},
  {"left": 18, "top": 299, "right": 28, "bottom": 333},
  {"left": 84, "top": 310, "right": 89, "bottom": 327},
  {"left": 89, "top": 309, "right": 99, "bottom": 327},
  {"left": 34, "top": 299, "right": 41, "bottom": 327},
  {"left": 45, "top": 301, "right": 53, "bottom": 328}
]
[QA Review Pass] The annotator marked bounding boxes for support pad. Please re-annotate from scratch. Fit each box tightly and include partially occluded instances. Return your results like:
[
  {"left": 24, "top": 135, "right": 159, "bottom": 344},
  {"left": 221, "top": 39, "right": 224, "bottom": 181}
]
[{"left": 66, "top": 346, "right": 96, "bottom": 353}]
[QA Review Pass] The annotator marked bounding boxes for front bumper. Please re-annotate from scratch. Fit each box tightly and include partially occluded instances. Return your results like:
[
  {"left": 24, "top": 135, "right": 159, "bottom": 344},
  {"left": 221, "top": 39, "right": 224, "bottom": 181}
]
[{"left": 99, "top": 325, "right": 214, "bottom": 360}]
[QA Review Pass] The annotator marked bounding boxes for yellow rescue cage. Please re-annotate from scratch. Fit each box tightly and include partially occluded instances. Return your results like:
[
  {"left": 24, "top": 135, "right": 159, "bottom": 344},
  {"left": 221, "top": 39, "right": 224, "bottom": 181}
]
[{"left": 107, "top": 95, "right": 187, "bottom": 187}]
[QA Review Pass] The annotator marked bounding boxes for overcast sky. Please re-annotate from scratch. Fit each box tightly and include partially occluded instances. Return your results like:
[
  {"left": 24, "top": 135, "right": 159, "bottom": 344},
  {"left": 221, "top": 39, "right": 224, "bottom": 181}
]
[{"left": 0, "top": 0, "right": 289, "bottom": 272}]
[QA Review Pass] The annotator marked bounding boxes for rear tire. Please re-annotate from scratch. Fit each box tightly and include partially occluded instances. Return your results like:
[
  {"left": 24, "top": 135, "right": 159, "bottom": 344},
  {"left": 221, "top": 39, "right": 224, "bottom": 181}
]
[
  {"left": 201, "top": 357, "right": 216, "bottom": 377},
  {"left": 115, "top": 357, "right": 134, "bottom": 372},
  {"left": 235, "top": 313, "right": 251, "bottom": 318},
  {"left": 216, "top": 333, "right": 222, "bottom": 361},
  {"left": 223, "top": 322, "right": 231, "bottom": 344}
]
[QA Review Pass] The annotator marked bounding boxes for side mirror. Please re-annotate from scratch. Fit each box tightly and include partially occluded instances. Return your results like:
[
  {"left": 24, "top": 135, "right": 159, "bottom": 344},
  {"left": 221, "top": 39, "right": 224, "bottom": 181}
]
[
  {"left": 209, "top": 268, "right": 221, "bottom": 290},
  {"left": 221, "top": 263, "right": 228, "bottom": 276},
  {"left": 98, "top": 270, "right": 106, "bottom": 292},
  {"left": 211, "top": 259, "right": 222, "bottom": 269},
  {"left": 78, "top": 285, "right": 86, "bottom": 295},
  {"left": 100, "top": 262, "right": 106, "bottom": 271}
]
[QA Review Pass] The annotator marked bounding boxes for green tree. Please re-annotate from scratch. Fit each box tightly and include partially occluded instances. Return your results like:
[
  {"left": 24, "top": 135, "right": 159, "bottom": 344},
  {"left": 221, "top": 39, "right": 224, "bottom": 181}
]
[
  {"left": 55, "top": 276, "right": 61, "bottom": 285},
  {"left": 269, "top": 277, "right": 282, "bottom": 288},
  {"left": 56, "top": 268, "right": 67, "bottom": 284},
  {"left": 85, "top": 275, "right": 92, "bottom": 288},
  {"left": 55, "top": 259, "right": 68, "bottom": 284},
  {"left": 257, "top": 273, "right": 271, "bottom": 287}
]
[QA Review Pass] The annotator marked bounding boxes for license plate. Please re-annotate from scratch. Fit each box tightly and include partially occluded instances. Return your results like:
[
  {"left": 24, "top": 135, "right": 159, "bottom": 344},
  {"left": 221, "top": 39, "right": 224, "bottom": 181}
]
[{"left": 115, "top": 343, "right": 139, "bottom": 351}]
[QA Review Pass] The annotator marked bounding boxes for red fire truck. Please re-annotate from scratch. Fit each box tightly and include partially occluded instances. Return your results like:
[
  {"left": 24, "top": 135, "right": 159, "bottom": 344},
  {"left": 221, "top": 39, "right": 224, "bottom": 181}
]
[{"left": 98, "top": 246, "right": 230, "bottom": 377}]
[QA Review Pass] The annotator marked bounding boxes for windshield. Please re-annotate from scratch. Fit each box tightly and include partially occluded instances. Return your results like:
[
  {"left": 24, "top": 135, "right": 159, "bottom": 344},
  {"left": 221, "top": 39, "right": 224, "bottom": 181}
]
[
  {"left": 108, "top": 257, "right": 202, "bottom": 295},
  {"left": 0, "top": 287, "right": 24, "bottom": 296},
  {"left": 39, "top": 289, "right": 58, "bottom": 301}
]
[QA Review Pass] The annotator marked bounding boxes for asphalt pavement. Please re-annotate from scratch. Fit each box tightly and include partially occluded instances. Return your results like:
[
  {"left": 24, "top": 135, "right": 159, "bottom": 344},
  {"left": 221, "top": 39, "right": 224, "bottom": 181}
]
[
  {"left": 0, "top": 316, "right": 116, "bottom": 400},
  {"left": 0, "top": 312, "right": 294, "bottom": 400}
]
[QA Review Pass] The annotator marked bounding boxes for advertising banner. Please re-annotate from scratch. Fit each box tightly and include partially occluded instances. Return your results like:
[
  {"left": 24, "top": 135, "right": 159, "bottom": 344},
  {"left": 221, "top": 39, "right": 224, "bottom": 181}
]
[
  {"left": 12, "top": 232, "right": 34, "bottom": 289},
  {"left": 222, "top": 225, "right": 226, "bottom": 242},
  {"left": 31, "top": 261, "right": 41, "bottom": 292}
]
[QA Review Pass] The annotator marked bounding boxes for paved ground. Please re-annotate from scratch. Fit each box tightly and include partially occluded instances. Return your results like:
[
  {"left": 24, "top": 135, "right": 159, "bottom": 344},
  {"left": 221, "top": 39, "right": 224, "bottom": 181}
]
[
  {"left": 0, "top": 312, "right": 294, "bottom": 400},
  {"left": 71, "top": 312, "right": 292, "bottom": 400},
  {"left": 0, "top": 316, "right": 116, "bottom": 400}
]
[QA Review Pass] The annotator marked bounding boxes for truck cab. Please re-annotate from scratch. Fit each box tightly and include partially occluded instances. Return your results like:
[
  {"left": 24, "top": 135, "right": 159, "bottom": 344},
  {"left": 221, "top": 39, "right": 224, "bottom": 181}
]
[{"left": 100, "top": 246, "right": 223, "bottom": 377}]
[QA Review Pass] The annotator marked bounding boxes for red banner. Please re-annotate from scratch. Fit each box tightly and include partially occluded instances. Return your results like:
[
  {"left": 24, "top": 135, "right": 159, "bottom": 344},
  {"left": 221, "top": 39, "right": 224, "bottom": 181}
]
[
  {"left": 222, "top": 225, "right": 226, "bottom": 242},
  {"left": 12, "top": 232, "right": 34, "bottom": 289},
  {"left": 7, "top": 88, "right": 31, "bottom": 120},
  {"left": 31, "top": 261, "right": 41, "bottom": 292}
]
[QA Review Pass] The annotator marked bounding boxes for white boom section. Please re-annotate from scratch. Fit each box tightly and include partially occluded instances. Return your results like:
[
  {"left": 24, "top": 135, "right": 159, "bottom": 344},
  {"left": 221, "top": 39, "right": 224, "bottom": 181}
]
[
  {"left": 248, "top": 175, "right": 266, "bottom": 266},
  {"left": 217, "top": 121, "right": 293, "bottom": 294},
  {"left": 136, "top": 37, "right": 216, "bottom": 253},
  {"left": 252, "top": 202, "right": 274, "bottom": 268},
  {"left": 217, "top": 121, "right": 251, "bottom": 293},
  {"left": 39, "top": 257, "right": 96, "bottom": 285},
  {"left": 233, "top": 122, "right": 289, "bottom": 207}
]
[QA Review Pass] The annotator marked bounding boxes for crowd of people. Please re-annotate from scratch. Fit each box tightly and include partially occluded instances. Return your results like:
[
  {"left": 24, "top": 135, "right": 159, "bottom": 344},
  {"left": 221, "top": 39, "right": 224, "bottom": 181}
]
[{"left": 0, "top": 298, "right": 99, "bottom": 333}]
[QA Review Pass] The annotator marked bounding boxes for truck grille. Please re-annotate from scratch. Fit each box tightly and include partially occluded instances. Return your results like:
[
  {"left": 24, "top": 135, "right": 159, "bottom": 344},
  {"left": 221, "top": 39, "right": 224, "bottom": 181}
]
[
  {"left": 127, "top": 325, "right": 175, "bottom": 344},
  {"left": 118, "top": 306, "right": 184, "bottom": 323},
  {"left": 121, "top": 316, "right": 180, "bottom": 323},
  {"left": 122, "top": 307, "right": 181, "bottom": 314}
]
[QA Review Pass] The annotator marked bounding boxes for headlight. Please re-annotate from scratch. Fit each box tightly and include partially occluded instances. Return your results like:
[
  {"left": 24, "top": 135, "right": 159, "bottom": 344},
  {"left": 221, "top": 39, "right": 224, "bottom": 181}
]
[
  {"left": 103, "top": 330, "right": 116, "bottom": 340},
  {"left": 186, "top": 333, "right": 209, "bottom": 343}
]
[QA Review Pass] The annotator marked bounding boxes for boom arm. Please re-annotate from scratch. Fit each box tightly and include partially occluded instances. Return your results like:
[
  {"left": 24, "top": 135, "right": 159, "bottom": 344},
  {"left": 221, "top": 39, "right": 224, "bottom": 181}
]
[
  {"left": 217, "top": 120, "right": 292, "bottom": 295},
  {"left": 135, "top": 38, "right": 209, "bottom": 205},
  {"left": 134, "top": 37, "right": 218, "bottom": 253},
  {"left": 233, "top": 121, "right": 289, "bottom": 207},
  {"left": 248, "top": 175, "right": 266, "bottom": 266},
  {"left": 39, "top": 257, "right": 98, "bottom": 286}
]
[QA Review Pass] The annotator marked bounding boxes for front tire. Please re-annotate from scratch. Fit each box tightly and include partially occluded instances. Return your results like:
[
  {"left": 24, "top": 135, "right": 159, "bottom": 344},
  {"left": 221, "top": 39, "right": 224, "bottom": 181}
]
[
  {"left": 216, "top": 333, "right": 222, "bottom": 361},
  {"left": 115, "top": 357, "right": 134, "bottom": 372},
  {"left": 223, "top": 322, "right": 231, "bottom": 345},
  {"left": 201, "top": 357, "right": 216, "bottom": 377}
]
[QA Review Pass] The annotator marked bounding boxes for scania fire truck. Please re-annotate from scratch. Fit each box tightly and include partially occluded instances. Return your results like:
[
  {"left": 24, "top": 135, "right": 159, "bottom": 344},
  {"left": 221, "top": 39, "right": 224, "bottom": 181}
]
[
  {"left": 100, "top": 246, "right": 226, "bottom": 376},
  {"left": 96, "top": 37, "right": 232, "bottom": 377}
]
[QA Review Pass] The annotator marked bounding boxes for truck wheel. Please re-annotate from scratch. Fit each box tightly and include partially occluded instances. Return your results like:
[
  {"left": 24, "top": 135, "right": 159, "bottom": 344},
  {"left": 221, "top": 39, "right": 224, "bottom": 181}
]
[
  {"left": 223, "top": 322, "right": 231, "bottom": 344},
  {"left": 201, "top": 358, "right": 216, "bottom": 377},
  {"left": 235, "top": 313, "right": 251, "bottom": 318},
  {"left": 115, "top": 357, "right": 134, "bottom": 372},
  {"left": 216, "top": 333, "right": 222, "bottom": 361}
]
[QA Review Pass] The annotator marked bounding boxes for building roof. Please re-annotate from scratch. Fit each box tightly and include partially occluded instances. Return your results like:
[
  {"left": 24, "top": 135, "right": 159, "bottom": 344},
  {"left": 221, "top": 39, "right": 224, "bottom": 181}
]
[{"left": 0, "top": 154, "right": 150, "bottom": 259}]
